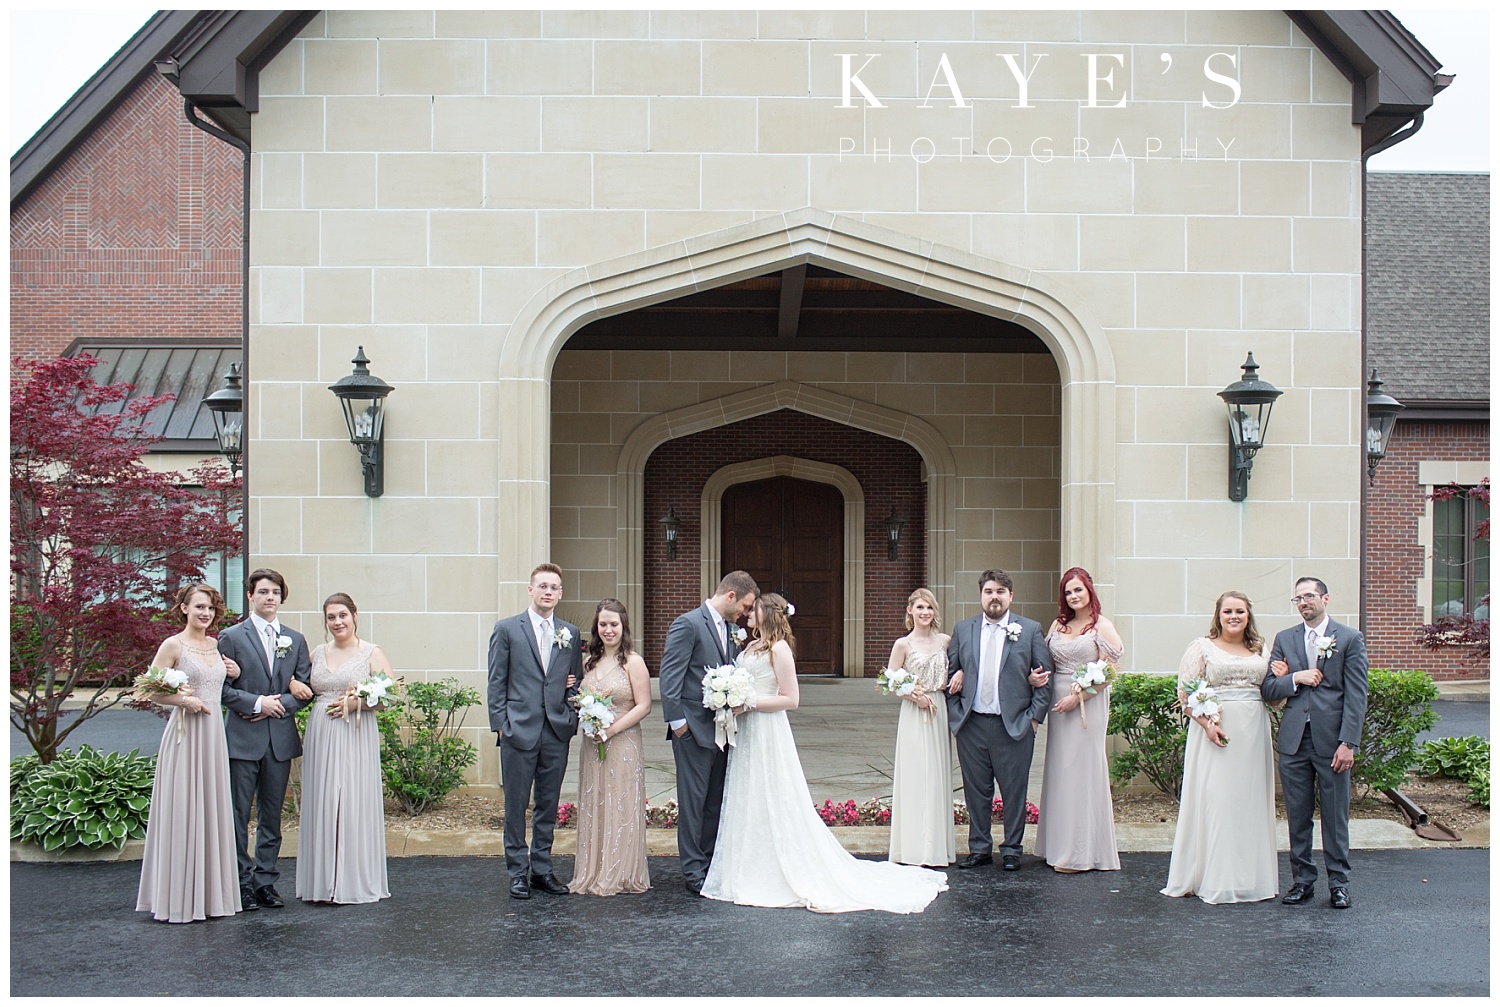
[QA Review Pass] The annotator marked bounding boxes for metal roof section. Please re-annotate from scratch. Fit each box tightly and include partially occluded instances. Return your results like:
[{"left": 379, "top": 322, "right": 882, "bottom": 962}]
[{"left": 64, "top": 338, "right": 242, "bottom": 451}]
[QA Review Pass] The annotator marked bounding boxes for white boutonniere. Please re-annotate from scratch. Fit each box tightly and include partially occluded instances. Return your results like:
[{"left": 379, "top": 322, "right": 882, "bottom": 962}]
[
  {"left": 730, "top": 626, "right": 747, "bottom": 645},
  {"left": 1314, "top": 635, "right": 1336, "bottom": 660},
  {"left": 1004, "top": 622, "right": 1023, "bottom": 642},
  {"left": 275, "top": 635, "right": 292, "bottom": 658},
  {"left": 553, "top": 626, "right": 573, "bottom": 649}
]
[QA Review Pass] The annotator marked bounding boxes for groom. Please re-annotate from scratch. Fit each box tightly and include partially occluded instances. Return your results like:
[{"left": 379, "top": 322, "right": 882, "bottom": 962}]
[
  {"left": 660, "top": 570, "right": 759, "bottom": 896},
  {"left": 218, "top": 568, "right": 313, "bottom": 911},
  {"left": 487, "top": 562, "right": 583, "bottom": 900},
  {"left": 945, "top": 569, "right": 1053, "bottom": 871},
  {"left": 1262, "top": 576, "right": 1368, "bottom": 909}
]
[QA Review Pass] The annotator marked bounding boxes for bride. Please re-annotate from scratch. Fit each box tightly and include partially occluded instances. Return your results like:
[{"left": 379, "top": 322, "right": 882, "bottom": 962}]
[{"left": 701, "top": 593, "right": 948, "bottom": 913}]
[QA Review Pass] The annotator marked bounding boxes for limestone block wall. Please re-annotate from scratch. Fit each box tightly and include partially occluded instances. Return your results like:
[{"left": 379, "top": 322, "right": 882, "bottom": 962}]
[{"left": 244, "top": 10, "right": 1368, "bottom": 776}]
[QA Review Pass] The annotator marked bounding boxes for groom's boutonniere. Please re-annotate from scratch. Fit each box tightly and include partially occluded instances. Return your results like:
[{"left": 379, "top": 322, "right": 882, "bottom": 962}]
[
  {"left": 553, "top": 626, "right": 573, "bottom": 649},
  {"left": 275, "top": 635, "right": 292, "bottom": 658},
  {"left": 1004, "top": 622, "right": 1023, "bottom": 642},
  {"left": 1314, "top": 635, "right": 1336, "bottom": 660},
  {"left": 730, "top": 626, "right": 747, "bottom": 646}
]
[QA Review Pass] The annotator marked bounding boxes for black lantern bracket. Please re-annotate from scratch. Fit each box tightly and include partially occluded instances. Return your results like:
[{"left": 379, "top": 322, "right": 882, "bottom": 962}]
[
  {"left": 658, "top": 506, "right": 681, "bottom": 561},
  {"left": 884, "top": 507, "right": 908, "bottom": 561},
  {"left": 328, "top": 346, "right": 394, "bottom": 498},
  {"left": 201, "top": 360, "right": 245, "bottom": 479},
  {"left": 1216, "top": 352, "right": 1283, "bottom": 503},
  {"left": 1364, "top": 368, "right": 1404, "bottom": 486}
]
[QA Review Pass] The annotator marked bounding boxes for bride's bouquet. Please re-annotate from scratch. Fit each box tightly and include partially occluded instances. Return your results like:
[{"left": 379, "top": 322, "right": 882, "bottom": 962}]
[
  {"left": 134, "top": 665, "right": 193, "bottom": 742},
  {"left": 876, "top": 666, "right": 919, "bottom": 697},
  {"left": 574, "top": 686, "right": 616, "bottom": 760},
  {"left": 1183, "top": 678, "right": 1229, "bottom": 746},
  {"left": 701, "top": 663, "right": 756, "bottom": 750},
  {"left": 1070, "top": 658, "right": 1116, "bottom": 729}
]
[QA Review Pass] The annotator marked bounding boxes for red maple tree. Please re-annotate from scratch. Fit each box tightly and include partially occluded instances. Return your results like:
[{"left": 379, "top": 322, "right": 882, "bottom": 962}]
[{"left": 10, "top": 355, "right": 242, "bottom": 762}]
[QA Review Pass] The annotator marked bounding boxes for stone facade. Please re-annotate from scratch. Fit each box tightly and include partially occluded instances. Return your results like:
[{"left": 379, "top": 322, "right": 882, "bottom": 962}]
[{"left": 240, "top": 10, "right": 1369, "bottom": 772}]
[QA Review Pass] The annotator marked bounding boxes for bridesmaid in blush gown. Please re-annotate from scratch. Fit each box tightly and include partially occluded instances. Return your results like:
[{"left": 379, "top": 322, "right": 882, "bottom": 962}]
[
  {"left": 886, "top": 588, "right": 955, "bottom": 867},
  {"left": 1161, "top": 590, "right": 1279, "bottom": 904},
  {"left": 1035, "top": 567, "right": 1124, "bottom": 873},
  {"left": 136, "top": 583, "right": 241, "bottom": 923},
  {"left": 296, "top": 592, "right": 391, "bottom": 904},
  {"left": 568, "top": 599, "right": 652, "bottom": 896}
]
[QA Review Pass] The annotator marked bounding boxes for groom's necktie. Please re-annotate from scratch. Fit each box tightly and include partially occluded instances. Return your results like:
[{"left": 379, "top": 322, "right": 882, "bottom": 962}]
[{"left": 980, "top": 622, "right": 1001, "bottom": 708}]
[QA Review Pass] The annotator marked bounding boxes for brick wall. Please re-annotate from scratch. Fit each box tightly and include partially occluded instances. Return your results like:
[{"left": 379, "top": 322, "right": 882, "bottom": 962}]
[
  {"left": 1365, "top": 418, "right": 1490, "bottom": 680},
  {"left": 642, "top": 409, "right": 927, "bottom": 676},
  {"left": 10, "top": 74, "right": 241, "bottom": 362}
]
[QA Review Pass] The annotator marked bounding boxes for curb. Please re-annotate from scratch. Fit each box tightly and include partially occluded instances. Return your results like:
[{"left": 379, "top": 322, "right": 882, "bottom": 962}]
[{"left": 13, "top": 817, "right": 1487, "bottom": 864}]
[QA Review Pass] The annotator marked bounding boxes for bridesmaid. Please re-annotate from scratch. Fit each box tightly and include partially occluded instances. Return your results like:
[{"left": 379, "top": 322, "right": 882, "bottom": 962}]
[
  {"left": 296, "top": 592, "right": 392, "bottom": 904},
  {"left": 136, "top": 583, "right": 241, "bottom": 922},
  {"left": 1161, "top": 591, "right": 1278, "bottom": 904},
  {"left": 885, "top": 588, "right": 956, "bottom": 867},
  {"left": 1034, "top": 567, "right": 1124, "bottom": 873},
  {"left": 568, "top": 599, "right": 653, "bottom": 896}
]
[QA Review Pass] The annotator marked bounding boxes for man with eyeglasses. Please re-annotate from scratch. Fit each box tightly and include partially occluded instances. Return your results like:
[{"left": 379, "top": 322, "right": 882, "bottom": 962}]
[{"left": 1261, "top": 577, "right": 1369, "bottom": 910}]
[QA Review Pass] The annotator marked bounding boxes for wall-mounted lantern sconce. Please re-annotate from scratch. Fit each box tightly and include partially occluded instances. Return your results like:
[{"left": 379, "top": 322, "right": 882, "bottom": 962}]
[
  {"left": 658, "top": 506, "right": 681, "bottom": 560},
  {"left": 328, "top": 346, "right": 394, "bottom": 498},
  {"left": 1364, "top": 369, "right": 1404, "bottom": 486},
  {"left": 884, "top": 507, "right": 907, "bottom": 561},
  {"left": 202, "top": 360, "right": 245, "bottom": 479},
  {"left": 1217, "top": 353, "right": 1283, "bottom": 502}
]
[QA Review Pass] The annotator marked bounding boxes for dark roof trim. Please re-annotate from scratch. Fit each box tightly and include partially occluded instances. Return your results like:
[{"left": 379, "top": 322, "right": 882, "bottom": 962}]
[
  {"left": 1288, "top": 10, "right": 1451, "bottom": 155},
  {"left": 1392, "top": 403, "right": 1490, "bottom": 422},
  {"left": 10, "top": 10, "right": 203, "bottom": 205}
]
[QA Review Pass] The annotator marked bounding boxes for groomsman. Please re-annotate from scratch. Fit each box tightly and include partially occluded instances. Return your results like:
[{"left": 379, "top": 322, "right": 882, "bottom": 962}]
[
  {"left": 487, "top": 562, "right": 583, "bottom": 900},
  {"left": 660, "top": 570, "right": 758, "bottom": 896},
  {"left": 945, "top": 569, "right": 1053, "bottom": 871},
  {"left": 1262, "top": 577, "right": 1368, "bottom": 909},
  {"left": 218, "top": 568, "right": 313, "bottom": 911}
]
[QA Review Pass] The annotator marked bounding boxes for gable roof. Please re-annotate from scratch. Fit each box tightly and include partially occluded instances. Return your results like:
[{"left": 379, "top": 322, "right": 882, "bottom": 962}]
[{"left": 1365, "top": 172, "right": 1490, "bottom": 408}]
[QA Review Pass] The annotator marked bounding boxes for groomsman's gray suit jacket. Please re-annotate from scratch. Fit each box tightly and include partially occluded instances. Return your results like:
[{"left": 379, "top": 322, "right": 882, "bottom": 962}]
[
  {"left": 946, "top": 613, "right": 1053, "bottom": 739},
  {"left": 486, "top": 611, "right": 582, "bottom": 750},
  {"left": 658, "top": 603, "right": 740, "bottom": 749},
  {"left": 1261, "top": 618, "right": 1369, "bottom": 756},
  {"left": 218, "top": 619, "right": 311, "bottom": 761}
]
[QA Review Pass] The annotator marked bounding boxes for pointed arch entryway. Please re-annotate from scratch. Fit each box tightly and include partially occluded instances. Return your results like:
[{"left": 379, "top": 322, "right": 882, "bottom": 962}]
[{"left": 497, "top": 208, "right": 1116, "bottom": 612}]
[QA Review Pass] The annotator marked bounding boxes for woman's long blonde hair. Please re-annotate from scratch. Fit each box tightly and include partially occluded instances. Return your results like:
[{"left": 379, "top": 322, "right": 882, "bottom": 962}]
[
  {"left": 904, "top": 587, "right": 941, "bottom": 631},
  {"left": 751, "top": 592, "right": 796, "bottom": 653}
]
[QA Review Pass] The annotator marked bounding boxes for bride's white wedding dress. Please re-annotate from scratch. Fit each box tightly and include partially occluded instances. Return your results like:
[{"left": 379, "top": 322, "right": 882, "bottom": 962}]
[{"left": 701, "top": 650, "right": 948, "bottom": 913}]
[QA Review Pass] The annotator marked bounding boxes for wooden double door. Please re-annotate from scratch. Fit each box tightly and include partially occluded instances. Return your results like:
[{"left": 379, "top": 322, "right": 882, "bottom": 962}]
[{"left": 720, "top": 477, "right": 842, "bottom": 675}]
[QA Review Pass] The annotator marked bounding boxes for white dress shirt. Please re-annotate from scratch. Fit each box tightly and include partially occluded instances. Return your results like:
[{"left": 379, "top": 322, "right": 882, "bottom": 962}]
[
  {"left": 528, "top": 608, "right": 555, "bottom": 671},
  {"left": 971, "top": 616, "right": 1009, "bottom": 716},
  {"left": 247, "top": 612, "right": 281, "bottom": 713}
]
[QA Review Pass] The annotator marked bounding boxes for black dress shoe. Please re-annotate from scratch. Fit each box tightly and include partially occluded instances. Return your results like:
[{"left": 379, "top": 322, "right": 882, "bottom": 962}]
[
  {"left": 684, "top": 878, "right": 704, "bottom": 896},
  {"left": 529, "top": 872, "right": 569, "bottom": 895},
  {"left": 956, "top": 853, "right": 993, "bottom": 869},
  {"left": 253, "top": 885, "right": 285, "bottom": 908},
  {"left": 1282, "top": 882, "right": 1315, "bottom": 905},
  {"left": 239, "top": 886, "right": 260, "bottom": 912},
  {"left": 1329, "top": 887, "right": 1351, "bottom": 909},
  {"left": 1001, "top": 855, "right": 1022, "bottom": 872},
  {"left": 509, "top": 877, "right": 531, "bottom": 900}
]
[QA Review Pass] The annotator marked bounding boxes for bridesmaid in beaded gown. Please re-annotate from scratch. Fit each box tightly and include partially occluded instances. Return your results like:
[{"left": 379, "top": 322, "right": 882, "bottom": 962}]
[
  {"left": 137, "top": 583, "right": 241, "bottom": 923},
  {"left": 1162, "top": 591, "right": 1278, "bottom": 904},
  {"left": 1035, "top": 568, "right": 1125, "bottom": 873},
  {"left": 568, "top": 599, "right": 653, "bottom": 896},
  {"left": 886, "top": 588, "right": 956, "bottom": 867},
  {"left": 296, "top": 592, "right": 392, "bottom": 904}
]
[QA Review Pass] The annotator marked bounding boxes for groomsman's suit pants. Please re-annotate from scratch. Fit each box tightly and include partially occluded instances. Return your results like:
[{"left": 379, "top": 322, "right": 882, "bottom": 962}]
[
  {"left": 956, "top": 713, "right": 1035, "bottom": 857},
  {"left": 1281, "top": 728, "right": 1353, "bottom": 886},
  {"left": 500, "top": 722, "right": 570, "bottom": 880}
]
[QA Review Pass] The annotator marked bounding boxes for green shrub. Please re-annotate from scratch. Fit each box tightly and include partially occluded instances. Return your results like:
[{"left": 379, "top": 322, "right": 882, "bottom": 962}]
[
  {"left": 1353, "top": 669, "right": 1439, "bottom": 794},
  {"left": 10, "top": 745, "right": 155, "bottom": 851},
  {"left": 1107, "top": 673, "right": 1187, "bottom": 800},
  {"left": 379, "top": 678, "right": 481, "bottom": 816},
  {"left": 1418, "top": 735, "right": 1491, "bottom": 808}
]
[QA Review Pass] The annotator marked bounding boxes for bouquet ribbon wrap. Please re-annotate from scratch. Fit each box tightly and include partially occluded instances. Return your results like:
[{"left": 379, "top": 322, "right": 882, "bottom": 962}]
[{"left": 714, "top": 706, "right": 737, "bottom": 750}]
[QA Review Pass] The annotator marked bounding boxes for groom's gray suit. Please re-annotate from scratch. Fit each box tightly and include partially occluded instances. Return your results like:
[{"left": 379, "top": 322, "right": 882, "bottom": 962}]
[
  {"left": 1261, "top": 618, "right": 1368, "bottom": 888},
  {"left": 660, "top": 602, "right": 740, "bottom": 884},
  {"left": 487, "top": 610, "right": 582, "bottom": 881},
  {"left": 946, "top": 613, "right": 1053, "bottom": 858}
]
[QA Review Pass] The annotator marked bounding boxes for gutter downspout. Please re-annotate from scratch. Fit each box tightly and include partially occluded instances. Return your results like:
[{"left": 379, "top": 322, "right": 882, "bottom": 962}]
[{"left": 183, "top": 100, "right": 252, "bottom": 579}]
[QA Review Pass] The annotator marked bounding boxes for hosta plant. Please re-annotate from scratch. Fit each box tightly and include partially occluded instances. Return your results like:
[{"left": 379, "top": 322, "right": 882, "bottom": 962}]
[{"left": 10, "top": 745, "right": 156, "bottom": 851}]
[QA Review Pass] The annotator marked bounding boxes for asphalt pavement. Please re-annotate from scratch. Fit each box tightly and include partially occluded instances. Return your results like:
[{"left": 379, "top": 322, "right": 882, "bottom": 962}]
[{"left": 8, "top": 850, "right": 1488, "bottom": 997}]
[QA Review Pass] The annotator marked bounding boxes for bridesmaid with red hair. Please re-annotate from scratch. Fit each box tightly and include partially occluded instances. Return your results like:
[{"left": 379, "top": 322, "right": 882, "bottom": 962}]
[{"left": 1034, "top": 567, "right": 1125, "bottom": 873}]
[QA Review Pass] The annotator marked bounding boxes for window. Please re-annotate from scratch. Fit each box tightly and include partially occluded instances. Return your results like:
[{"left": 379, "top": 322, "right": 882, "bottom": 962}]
[{"left": 1432, "top": 488, "right": 1489, "bottom": 620}]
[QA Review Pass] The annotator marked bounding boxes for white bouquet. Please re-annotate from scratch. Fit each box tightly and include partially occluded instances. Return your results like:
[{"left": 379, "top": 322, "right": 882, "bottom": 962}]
[
  {"left": 349, "top": 671, "right": 399, "bottom": 725},
  {"left": 701, "top": 663, "right": 756, "bottom": 749},
  {"left": 1183, "top": 678, "right": 1229, "bottom": 746},
  {"left": 134, "top": 665, "right": 194, "bottom": 741},
  {"left": 876, "top": 666, "right": 919, "bottom": 697},
  {"left": 1069, "top": 658, "right": 1116, "bottom": 729},
  {"left": 574, "top": 686, "right": 617, "bottom": 760}
]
